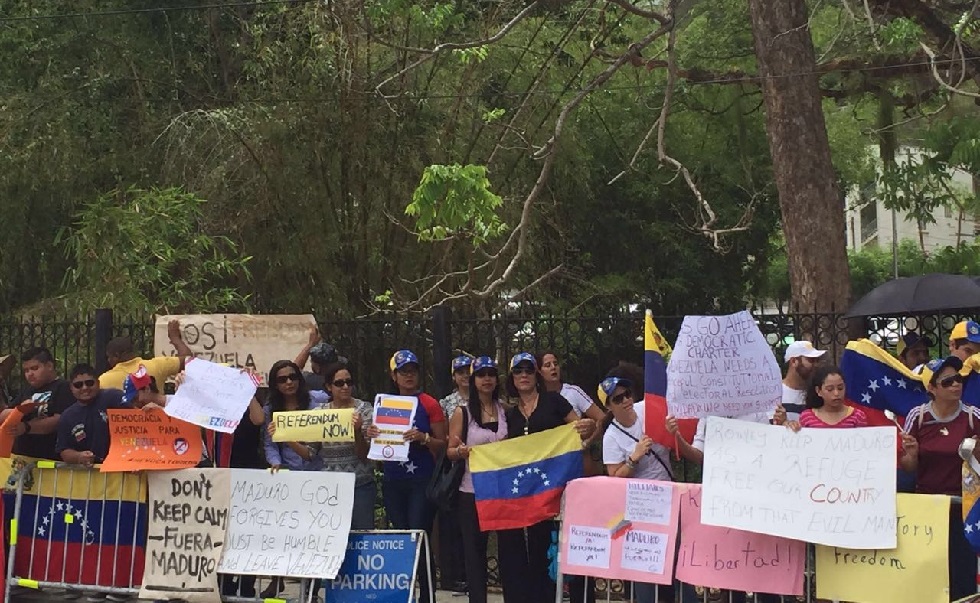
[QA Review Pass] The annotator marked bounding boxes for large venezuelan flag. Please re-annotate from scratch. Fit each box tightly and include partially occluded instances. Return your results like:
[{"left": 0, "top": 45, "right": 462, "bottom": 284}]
[
  {"left": 3, "top": 458, "right": 147, "bottom": 588},
  {"left": 469, "top": 424, "right": 583, "bottom": 531},
  {"left": 839, "top": 339, "right": 929, "bottom": 424},
  {"left": 643, "top": 311, "right": 695, "bottom": 449},
  {"left": 961, "top": 354, "right": 980, "bottom": 408}
]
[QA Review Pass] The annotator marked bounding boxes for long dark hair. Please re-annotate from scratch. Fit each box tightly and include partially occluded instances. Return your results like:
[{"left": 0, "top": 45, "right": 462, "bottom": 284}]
[
  {"left": 467, "top": 370, "right": 501, "bottom": 431},
  {"left": 267, "top": 360, "right": 311, "bottom": 414},
  {"left": 805, "top": 365, "right": 844, "bottom": 409}
]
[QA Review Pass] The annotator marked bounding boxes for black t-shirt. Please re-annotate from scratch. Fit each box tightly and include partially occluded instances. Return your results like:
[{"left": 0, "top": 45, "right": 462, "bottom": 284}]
[
  {"left": 13, "top": 378, "right": 75, "bottom": 459},
  {"left": 55, "top": 389, "right": 127, "bottom": 462},
  {"left": 303, "top": 371, "right": 326, "bottom": 392},
  {"left": 506, "top": 391, "right": 574, "bottom": 438},
  {"left": 230, "top": 409, "right": 263, "bottom": 469}
]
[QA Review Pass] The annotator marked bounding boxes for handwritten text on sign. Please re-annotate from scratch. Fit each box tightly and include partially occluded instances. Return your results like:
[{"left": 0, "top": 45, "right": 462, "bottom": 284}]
[
  {"left": 218, "top": 469, "right": 355, "bottom": 579},
  {"left": 676, "top": 485, "right": 804, "bottom": 596},
  {"left": 102, "top": 409, "right": 202, "bottom": 472},
  {"left": 164, "top": 359, "right": 257, "bottom": 433},
  {"left": 272, "top": 408, "right": 354, "bottom": 443},
  {"left": 701, "top": 417, "right": 897, "bottom": 549},
  {"left": 140, "top": 469, "right": 230, "bottom": 603},
  {"left": 666, "top": 311, "right": 782, "bottom": 418}
]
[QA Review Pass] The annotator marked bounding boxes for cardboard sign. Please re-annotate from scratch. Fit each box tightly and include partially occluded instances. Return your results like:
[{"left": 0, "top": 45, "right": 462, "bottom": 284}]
[
  {"left": 154, "top": 314, "right": 316, "bottom": 386},
  {"left": 815, "top": 494, "right": 949, "bottom": 603},
  {"left": 700, "top": 417, "right": 897, "bottom": 549},
  {"left": 368, "top": 395, "right": 418, "bottom": 462},
  {"left": 164, "top": 359, "right": 257, "bottom": 434},
  {"left": 667, "top": 311, "right": 782, "bottom": 418},
  {"left": 218, "top": 469, "right": 355, "bottom": 579},
  {"left": 102, "top": 409, "right": 202, "bottom": 472},
  {"left": 272, "top": 408, "right": 354, "bottom": 443},
  {"left": 323, "top": 532, "right": 422, "bottom": 603},
  {"left": 140, "top": 469, "right": 230, "bottom": 603}
]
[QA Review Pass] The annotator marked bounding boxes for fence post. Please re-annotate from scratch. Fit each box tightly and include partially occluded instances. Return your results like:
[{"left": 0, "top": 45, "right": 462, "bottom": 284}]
[
  {"left": 94, "top": 308, "right": 113, "bottom": 375},
  {"left": 430, "top": 305, "right": 453, "bottom": 398}
]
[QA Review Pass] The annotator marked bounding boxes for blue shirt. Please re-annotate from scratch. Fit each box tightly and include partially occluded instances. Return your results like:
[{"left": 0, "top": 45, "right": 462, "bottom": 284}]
[
  {"left": 55, "top": 389, "right": 127, "bottom": 463},
  {"left": 263, "top": 390, "right": 329, "bottom": 471},
  {"left": 382, "top": 393, "right": 445, "bottom": 481}
]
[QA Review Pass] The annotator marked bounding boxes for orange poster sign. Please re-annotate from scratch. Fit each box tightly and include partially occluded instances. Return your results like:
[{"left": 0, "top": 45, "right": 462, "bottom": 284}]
[{"left": 101, "top": 409, "right": 202, "bottom": 472}]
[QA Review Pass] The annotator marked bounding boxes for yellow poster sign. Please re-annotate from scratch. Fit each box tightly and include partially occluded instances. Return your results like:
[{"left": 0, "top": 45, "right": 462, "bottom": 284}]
[
  {"left": 271, "top": 408, "right": 355, "bottom": 443},
  {"left": 816, "top": 493, "right": 950, "bottom": 603}
]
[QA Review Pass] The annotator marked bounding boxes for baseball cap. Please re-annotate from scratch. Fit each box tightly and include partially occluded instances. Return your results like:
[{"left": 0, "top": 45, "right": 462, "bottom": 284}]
[
  {"left": 921, "top": 355, "right": 964, "bottom": 385},
  {"left": 784, "top": 341, "right": 827, "bottom": 363},
  {"left": 510, "top": 352, "right": 537, "bottom": 370},
  {"left": 122, "top": 365, "right": 153, "bottom": 403},
  {"left": 950, "top": 320, "right": 980, "bottom": 344},
  {"left": 451, "top": 355, "right": 473, "bottom": 373},
  {"left": 897, "top": 332, "right": 935, "bottom": 357},
  {"left": 390, "top": 350, "right": 419, "bottom": 371},
  {"left": 472, "top": 356, "right": 498, "bottom": 373},
  {"left": 596, "top": 376, "right": 633, "bottom": 406}
]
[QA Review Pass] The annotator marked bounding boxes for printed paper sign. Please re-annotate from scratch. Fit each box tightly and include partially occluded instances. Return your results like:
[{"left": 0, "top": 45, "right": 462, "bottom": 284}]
[
  {"left": 700, "top": 417, "right": 898, "bottom": 549},
  {"left": 667, "top": 311, "right": 782, "bottom": 418},
  {"left": 368, "top": 395, "right": 418, "bottom": 462},
  {"left": 218, "top": 469, "right": 356, "bottom": 579},
  {"left": 140, "top": 469, "right": 230, "bottom": 603},
  {"left": 816, "top": 494, "right": 949, "bottom": 603},
  {"left": 676, "top": 485, "right": 805, "bottom": 596},
  {"left": 102, "top": 409, "right": 202, "bottom": 472},
  {"left": 272, "top": 408, "right": 354, "bottom": 443},
  {"left": 154, "top": 314, "right": 317, "bottom": 386},
  {"left": 164, "top": 359, "right": 257, "bottom": 434},
  {"left": 323, "top": 532, "right": 422, "bottom": 603}
]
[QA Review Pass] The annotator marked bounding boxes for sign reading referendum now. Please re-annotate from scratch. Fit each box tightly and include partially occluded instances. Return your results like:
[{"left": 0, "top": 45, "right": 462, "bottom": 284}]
[
  {"left": 324, "top": 532, "right": 421, "bottom": 603},
  {"left": 272, "top": 408, "right": 355, "bottom": 443}
]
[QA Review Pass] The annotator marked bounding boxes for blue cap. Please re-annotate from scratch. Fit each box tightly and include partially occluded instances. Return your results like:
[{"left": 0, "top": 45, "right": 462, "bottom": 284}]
[
  {"left": 451, "top": 355, "right": 473, "bottom": 373},
  {"left": 923, "top": 355, "right": 964, "bottom": 385},
  {"left": 510, "top": 352, "right": 537, "bottom": 370},
  {"left": 390, "top": 349, "right": 419, "bottom": 371},
  {"left": 596, "top": 376, "right": 632, "bottom": 406},
  {"left": 472, "top": 356, "right": 498, "bottom": 373}
]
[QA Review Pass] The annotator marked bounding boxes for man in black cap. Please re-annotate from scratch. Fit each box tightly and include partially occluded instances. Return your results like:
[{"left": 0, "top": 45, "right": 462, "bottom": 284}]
[
  {"left": 897, "top": 331, "right": 933, "bottom": 371},
  {"left": 293, "top": 326, "right": 346, "bottom": 392}
]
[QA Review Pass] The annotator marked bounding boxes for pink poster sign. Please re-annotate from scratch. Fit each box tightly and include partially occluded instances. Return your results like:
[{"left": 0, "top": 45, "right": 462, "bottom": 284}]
[
  {"left": 560, "top": 476, "right": 680, "bottom": 585},
  {"left": 676, "top": 485, "right": 805, "bottom": 596}
]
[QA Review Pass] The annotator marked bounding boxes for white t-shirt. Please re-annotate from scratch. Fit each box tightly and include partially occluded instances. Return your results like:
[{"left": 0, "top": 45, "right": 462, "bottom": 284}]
[
  {"left": 561, "top": 383, "right": 596, "bottom": 417},
  {"left": 603, "top": 403, "right": 672, "bottom": 481},
  {"left": 781, "top": 383, "right": 806, "bottom": 422},
  {"left": 692, "top": 411, "right": 771, "bottom": 452}
]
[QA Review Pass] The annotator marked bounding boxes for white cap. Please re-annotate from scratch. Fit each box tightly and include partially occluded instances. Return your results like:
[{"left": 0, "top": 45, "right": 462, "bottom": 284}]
[{"left": 784, "top": 341, "right": 827, "bottom": 363}]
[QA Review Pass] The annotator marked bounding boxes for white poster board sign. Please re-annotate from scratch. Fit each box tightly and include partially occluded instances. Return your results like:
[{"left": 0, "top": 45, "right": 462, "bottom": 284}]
[
  {"left": 154, "top": 314, "right": 316, "bottom": 385},
  {"left": 367, "top": 395, "right": 419, "bottom": 462},
  {"left": 140, "top": 469, "right": 230, "bottom": 603},
  {"left": 218, "top": 469, "right": 356, "bottom": 579},
  {"left": 667, "top": 311, "right": 782, "bottom": 418},
  {"left": 164, "top": 358, "right": 257, "bottom": 433},
  {"left": 700, "top": 417, "right": 897, "bottom": 549}
]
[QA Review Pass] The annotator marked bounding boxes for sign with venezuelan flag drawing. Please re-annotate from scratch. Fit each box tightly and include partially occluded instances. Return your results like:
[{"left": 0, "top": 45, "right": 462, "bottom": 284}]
[
  {"left": 560, "top": 477, "right": 679, "bottom": 585},
  {"left": 469, "top": 424, "right": 583, "bottom": 531},
  {"left": 272, "top": 408, "right": 354, "bottom": 443},
  {"left": 815, "top": 493, "right": 949, "bottom": 603},
  {"left": 102, "top": 409, "right": 202, "bottom": 472},
  {"left": 368, "top": 395, "right": 418, "bottom": 462}
]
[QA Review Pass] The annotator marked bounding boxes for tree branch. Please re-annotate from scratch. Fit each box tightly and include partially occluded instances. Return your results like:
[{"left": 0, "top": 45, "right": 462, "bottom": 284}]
[{"left": 605, "top": 0, "right": 670, "bottom": 25}]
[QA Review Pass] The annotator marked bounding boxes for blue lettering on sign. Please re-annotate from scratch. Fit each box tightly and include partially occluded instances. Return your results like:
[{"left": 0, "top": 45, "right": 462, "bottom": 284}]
[{"left": 323, "top": 533, "right": 419, "bottom": 603}]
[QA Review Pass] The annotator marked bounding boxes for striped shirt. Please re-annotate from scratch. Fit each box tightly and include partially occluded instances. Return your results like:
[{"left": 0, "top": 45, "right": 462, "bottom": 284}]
[{"left": 799, "top": 407, "right": 868, "bottom": 429}]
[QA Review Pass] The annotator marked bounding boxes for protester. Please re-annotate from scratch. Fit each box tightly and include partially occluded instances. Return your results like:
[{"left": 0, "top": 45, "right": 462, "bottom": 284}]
[
  {"left": 293, "top": 326, "right": 346, "bottom": 392},
  {"left": 781, "top": 341, "right": 826, "bottom": 422},
  {"left": 947, "top": 320, "right": 980, "bottom": 362},
  {"left": 1, "top": 347, "right": 76, "bottom": 460},
  {"left": 0, "top": 353, "right": 14, "bottom": 408},
  {"left": 437, "top": 354, "right": 472, "bottom": 595},
  {"left": 901, "top": 356, "right": 980, "bottom": 600},
  {"left": 537, "top": 352, "right": 605, "bottom": 423},
  {"left": 447, "top": 356, "right": 508, "bottom": 603},
  {"left": 56, "top": 364, "right": 129, "bottom": 467},
  {"left": 897, "top": 331, "right": 933, "bottom": 371},
  {"left": 99, "top": 320, "right": 192, "bottom": 390},
  {"left": 365, "top": 349, "right": 446, "bottom": 603},
  {"left": 795, "top": 366, "right": 867, "bottom": 429},
  {"left": 497, "top": 352, "right": 595, "bottom": 603}
]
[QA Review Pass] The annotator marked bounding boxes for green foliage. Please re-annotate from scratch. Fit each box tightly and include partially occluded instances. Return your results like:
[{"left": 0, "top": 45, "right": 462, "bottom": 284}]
[
  {"left": 877, "top": 157, "right": 956, "bottom": 246},
  {"left": 61, "top": 187, "right": 252, "bottom": 315},
  {"left": 407, "top": 164, "right": 506, "bottom": 245}
]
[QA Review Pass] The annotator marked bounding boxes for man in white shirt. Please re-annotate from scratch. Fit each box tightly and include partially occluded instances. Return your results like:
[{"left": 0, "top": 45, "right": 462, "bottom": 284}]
[{"left": 781, "top": 340, "right": 826, "bottom": 422}]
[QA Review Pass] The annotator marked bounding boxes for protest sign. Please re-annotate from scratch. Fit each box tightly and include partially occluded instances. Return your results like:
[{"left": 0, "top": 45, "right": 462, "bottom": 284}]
[
  {"left": 140, "top": 469, "right": 230, "bottom": 603},
  {"left": 666, "top": 311, "right": 782, "bottom": 418},
  {"left": 164, "top": 359, "right": 257, "bottom": 433},
  {"left": 323, "top": 532, "right": 422, "bottom": 603},
  {"left": 102, "top": 409, "right": 202, "bottom": 472},
  {"left": 368, "top": 395, "right": 418, "bottom": 462},
  {"left": 560, "top": 477, "right": 679, "bottom": 584},
  {"left": 218, "top": 468, "right": 355, "bottom": 579},
  {"left": 700, "top": 417, "right": 897, "bottom": 549},
  {"left": 272, "top": 408, "right": 354, "bottom": 443},
  {"left": 815, "top": 494, "right": 949, "bottom": 603},
  {"left": 154, "top": 314, "right": 316, "bottom": 385},
  {"left": 676, "top": 485, "right": 804, "bottom": 596}
]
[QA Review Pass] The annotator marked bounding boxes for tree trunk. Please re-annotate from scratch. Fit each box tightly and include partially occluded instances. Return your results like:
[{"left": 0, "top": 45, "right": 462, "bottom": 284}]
[{"left": 747, "top": 0, "right": 851, "bottom": 314}]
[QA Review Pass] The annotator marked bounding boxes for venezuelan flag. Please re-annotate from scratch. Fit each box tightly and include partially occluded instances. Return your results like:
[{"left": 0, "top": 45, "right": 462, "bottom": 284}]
[
  {"left": 963, "top": 458, "right": 980, "bottom": 553},
  {"left": 469, "top": 424, "right": 583, "bottom": 531},
  {"left": 961, "top": 354, "right": 980, "bottom": 407},
  {"left": 3, "top": 458, "right": 147, "bottom": 588},
  {"left": 644, "top": 311, "right": 695, "bottom": 449},
  {"left": 839, "top": 339, "right": 929, "bottom": 424}
]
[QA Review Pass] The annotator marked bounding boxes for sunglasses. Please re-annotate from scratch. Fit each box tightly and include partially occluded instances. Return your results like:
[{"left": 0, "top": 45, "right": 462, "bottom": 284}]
[
  {"left": 71, "top": 379, "right": 96, "bottom": 389},
  {"left": 276, "top": 374, "right": 301, "bottom": 384},
  {"left": 938, "top": 374, "right": 965, "bottom": 388},
  {"left": 512, "top": 367, "right": 535, "bottom": 376},
  {"left": 474, "top": 370, "right": 498, "bottom": 378},
  {"left": 332, "top": 378, "right": 354, "bottom": 388},
  {"left": 611, "top": 390, "right": 633, "bottom": 404}
]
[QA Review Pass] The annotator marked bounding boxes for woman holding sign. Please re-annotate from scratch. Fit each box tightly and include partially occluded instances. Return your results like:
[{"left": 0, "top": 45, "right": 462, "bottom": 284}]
[{"left": 794, "top": 366, "right": 867, "bottom": 429}]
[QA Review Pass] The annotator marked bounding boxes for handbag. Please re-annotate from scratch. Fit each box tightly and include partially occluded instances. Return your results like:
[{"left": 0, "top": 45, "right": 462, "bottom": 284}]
[{"left": 426, "top": 407, "right": 469, "bottom": 511}]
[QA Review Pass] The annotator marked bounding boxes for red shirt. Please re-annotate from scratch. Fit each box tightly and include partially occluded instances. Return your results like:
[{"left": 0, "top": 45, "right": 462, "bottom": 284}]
[
  {"left": 800, "top": 406, "right": 868, "bottom": 428},
  {"left": 904, "top": 403, "right": 980, "bottom": 496}
]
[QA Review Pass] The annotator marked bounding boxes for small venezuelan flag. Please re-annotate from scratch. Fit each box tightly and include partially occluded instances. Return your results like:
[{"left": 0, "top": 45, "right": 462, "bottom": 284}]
[
  {"left": 963, "top": 458, "right": 980, "bottom": 553},
  {"left": 469, "top": 424, "right": 583, "bottom": 531},
  {"left": 644, "top": 311, "right": 695, "bottom": 449}
]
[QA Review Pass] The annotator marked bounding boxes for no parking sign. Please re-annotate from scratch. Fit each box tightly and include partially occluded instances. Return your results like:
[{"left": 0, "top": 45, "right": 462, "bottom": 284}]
[{"left": 324, "top": 531, "right": 424, "bottom": 603}]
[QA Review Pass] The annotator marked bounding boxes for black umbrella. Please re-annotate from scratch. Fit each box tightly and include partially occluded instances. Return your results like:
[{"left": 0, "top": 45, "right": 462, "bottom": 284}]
[{"left": 845, "top": 273, "right": 980, "bottom": 317}]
